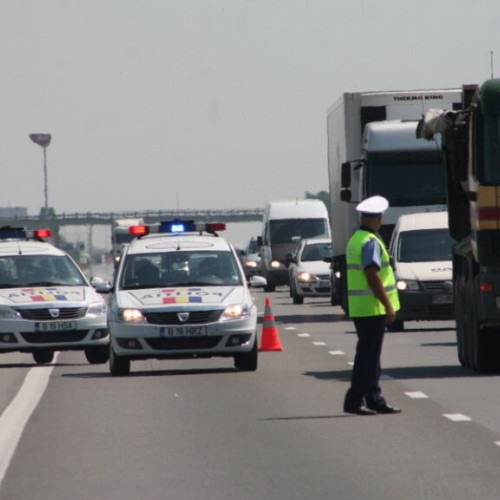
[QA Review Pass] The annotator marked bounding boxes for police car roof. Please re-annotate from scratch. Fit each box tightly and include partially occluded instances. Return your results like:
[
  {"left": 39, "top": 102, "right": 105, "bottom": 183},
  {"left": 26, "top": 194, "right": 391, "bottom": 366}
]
[
  {"left": 0, "top": 240, "right": 65, "bottom": 257},
  {"left": 126, "top": 233, "right": 234, "bottom": 255}
]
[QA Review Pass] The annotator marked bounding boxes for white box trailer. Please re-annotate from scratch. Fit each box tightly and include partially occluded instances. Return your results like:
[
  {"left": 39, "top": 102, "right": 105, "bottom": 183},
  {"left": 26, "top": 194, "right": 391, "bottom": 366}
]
[{"left": 327, "top": 88, "right": 462, "bottom": 307}]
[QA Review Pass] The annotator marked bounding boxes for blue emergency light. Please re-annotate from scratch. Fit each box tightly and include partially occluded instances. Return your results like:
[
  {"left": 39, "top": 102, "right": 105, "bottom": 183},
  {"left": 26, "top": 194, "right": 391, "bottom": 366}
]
[{"left": 129, "top": 220, "right": 226, "bottom": 237}]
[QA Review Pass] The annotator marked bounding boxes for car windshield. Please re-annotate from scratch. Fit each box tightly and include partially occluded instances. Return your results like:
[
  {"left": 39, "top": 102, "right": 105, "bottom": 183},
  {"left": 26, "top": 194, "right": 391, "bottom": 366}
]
[
  {"left": 397, "top": 228, "right": 454, "bottom": 262},
  {"left": 301, "top": 242, "right": 333, "bottom": 262},
  {"left": 0, "top": 254, "right": 86, "bottom": 288},
  {"left": 120, "top": 250, "right": 244, "bottom": 289}
]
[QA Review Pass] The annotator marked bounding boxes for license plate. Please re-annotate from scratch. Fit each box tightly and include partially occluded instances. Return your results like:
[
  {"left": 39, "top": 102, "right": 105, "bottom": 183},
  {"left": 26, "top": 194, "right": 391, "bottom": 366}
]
[
  {"left": 432, "top": 294, "right": 453, "bottom": 304},
  {"left": 35, "top": 321, "right": 77, "bottom": 332},
  {"left": 160, "top": 326, "right": 207, "bottom": 337}
]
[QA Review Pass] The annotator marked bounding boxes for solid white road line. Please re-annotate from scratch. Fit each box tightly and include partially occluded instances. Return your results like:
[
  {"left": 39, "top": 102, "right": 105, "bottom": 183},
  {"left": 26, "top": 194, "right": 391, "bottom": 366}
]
[{"left": 0, "top": 353, "right": 58, "bottom": 486}]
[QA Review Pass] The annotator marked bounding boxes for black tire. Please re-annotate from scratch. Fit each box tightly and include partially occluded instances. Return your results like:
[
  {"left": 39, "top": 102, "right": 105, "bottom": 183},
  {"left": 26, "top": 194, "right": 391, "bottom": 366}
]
[
  {"left": 33, "top": 349, "right": 54, "bottom": 364},
  {"left": 109, "top": 346, "right": 131, "bottom": 376},
  {"left": 234, "top": 340, "right": 258, "bottom": 371},
  {"left": 387, "top": 319, "right": 404, "bottom": 332},
  {"left": 291, "top": 284, "right": 304, "bottom": 305},
  {"left": 264, "top": 282, "right": 276, "bottom": 292},
  {"left": 85, "top": 345, "right": 110, "bottom": 364}
]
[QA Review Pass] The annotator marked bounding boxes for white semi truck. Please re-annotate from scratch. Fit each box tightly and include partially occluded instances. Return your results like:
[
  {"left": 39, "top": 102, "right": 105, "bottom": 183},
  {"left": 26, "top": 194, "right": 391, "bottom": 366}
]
[{"left": 327, "top": 88, "right": 462, "bottom": 308}]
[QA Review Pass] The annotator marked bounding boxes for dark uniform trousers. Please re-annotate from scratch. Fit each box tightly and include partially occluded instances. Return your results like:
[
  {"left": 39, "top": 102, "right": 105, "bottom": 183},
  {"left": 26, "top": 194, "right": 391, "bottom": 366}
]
[{"left": 344, "top": 315, "right": 387, "bottom": 409}]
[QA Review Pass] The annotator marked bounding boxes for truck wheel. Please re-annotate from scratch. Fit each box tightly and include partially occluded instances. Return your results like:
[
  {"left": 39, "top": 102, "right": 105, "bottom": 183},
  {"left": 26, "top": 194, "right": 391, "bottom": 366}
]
[{"left": 454, "top": 277, "right": 467, "bottom": 367}]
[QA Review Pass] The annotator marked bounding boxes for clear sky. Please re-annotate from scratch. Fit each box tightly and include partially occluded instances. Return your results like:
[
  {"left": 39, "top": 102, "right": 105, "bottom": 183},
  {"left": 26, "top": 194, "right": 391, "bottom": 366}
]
[{"left": 1, "top": 0, "right": 499, "bottom": 248}]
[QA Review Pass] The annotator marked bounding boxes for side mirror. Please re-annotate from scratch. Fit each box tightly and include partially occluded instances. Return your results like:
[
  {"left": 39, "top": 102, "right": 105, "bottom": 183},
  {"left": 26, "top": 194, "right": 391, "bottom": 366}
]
[
  {"left": 341, "top": 162, "right": 351, "bottom": 188},
  {"left": 249, "top": 275, "right": 267, "bottom": 288},
  {"left": 91, "top": 276, "right": 113, "bottom": 294}
]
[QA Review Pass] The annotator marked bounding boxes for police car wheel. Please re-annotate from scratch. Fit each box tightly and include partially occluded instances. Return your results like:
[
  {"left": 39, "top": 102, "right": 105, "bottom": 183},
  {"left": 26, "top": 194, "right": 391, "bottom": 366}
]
[
  {"left": 234, "top": 341, "right": 258, "bottom": 372},
  {"left": 109, "top": 346, "right": 131, "bottom": 376},
  {"left": 85, "top": 345, "right": 110, "bottom": 364},
  {"left": 33, "top": 349, "right": 54, "bottom": 364}
]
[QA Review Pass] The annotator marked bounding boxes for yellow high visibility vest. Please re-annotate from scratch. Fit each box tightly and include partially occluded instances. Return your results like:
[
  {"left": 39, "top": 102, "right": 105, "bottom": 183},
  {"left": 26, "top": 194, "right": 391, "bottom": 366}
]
[{"left": 346, "top": 230, "right": 400, "bottom": 317}]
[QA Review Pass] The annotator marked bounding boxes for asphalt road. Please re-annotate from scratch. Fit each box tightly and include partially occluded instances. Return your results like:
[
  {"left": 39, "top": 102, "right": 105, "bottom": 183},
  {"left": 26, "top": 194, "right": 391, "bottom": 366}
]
[{"left": 0, "top": 285, "right": 500, "bottom": 499}]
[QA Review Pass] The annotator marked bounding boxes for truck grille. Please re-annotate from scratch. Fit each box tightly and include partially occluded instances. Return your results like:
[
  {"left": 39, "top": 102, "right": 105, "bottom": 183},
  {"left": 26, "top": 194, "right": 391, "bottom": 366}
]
[
  {"left": 421, "top": 281, "right": 451, "bottom": 292},
  {"left": 143, "top": 310, "right": 223, "bottom": 325}
]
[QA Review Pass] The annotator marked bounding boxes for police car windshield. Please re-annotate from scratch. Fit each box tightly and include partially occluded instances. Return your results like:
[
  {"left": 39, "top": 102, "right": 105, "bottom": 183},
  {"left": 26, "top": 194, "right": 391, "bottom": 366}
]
[
  {"left": 120, "top": 251, "right": 243, "bottom": 289},
  {"left": 0, "top": 255, "right": 86, "bottom": 288}
]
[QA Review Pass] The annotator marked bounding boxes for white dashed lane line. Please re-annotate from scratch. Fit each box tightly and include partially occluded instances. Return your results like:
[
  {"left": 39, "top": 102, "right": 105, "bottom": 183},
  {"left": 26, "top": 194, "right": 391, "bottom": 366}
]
[{"left": 293, "top": 330, "right": 495, "bottom": 442}]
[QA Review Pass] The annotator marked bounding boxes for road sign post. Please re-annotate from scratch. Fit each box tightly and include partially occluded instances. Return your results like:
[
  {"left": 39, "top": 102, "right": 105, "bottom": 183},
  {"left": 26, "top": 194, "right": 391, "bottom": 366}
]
[{"left": 29, "top": 134, "right": 52, "bottom": 215}]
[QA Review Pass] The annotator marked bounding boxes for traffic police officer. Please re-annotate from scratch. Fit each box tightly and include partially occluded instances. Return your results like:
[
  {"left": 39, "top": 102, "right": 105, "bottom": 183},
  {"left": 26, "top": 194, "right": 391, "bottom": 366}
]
[{"left": 343, "top": 195, "right": 402, "bottom": 415}]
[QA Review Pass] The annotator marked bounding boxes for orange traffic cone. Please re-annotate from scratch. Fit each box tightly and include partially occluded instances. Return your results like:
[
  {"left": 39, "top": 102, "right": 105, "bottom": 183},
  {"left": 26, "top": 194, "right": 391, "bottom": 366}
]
[{"left": 259, "top": 297, "right": 284, "bottom": 351}]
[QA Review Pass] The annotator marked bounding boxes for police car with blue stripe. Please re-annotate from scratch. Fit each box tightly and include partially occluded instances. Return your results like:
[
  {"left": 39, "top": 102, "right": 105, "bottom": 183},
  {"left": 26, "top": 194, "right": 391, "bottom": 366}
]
[
  {"left": 0, "top": 226, "right": 109, "bottom": 364},
  {"left": 107, "top": 220, "right": 259, "bottom": 376}
]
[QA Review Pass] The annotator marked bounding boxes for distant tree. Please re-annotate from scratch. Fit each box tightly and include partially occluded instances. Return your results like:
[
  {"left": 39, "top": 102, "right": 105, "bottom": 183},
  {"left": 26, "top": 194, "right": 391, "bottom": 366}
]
[{"left": 305, "top": 191, "right": 330, "bottom": 215}]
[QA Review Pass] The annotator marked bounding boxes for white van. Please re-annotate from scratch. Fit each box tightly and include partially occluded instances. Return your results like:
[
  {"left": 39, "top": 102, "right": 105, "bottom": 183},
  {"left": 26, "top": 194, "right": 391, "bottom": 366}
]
[
  {"left": 388, "top": 211, "right": 454, "bottom": 331},
  {"left": 258, "top": 200, "right": 330, "bottom": 292}
]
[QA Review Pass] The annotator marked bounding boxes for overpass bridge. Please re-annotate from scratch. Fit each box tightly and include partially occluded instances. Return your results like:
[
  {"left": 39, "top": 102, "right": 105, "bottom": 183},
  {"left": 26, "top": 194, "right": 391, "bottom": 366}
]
[{"left": 0, "top": 208, "right": 265, "bottom": 249}]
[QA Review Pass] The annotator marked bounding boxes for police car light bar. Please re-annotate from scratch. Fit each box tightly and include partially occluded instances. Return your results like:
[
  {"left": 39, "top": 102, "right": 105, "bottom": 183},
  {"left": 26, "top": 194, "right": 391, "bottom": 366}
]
[
  {"left": 128, "top": 221, "right": 226, "bottom": 237},
  {"left": 0, "top": 226, "right": 52, "bottom": 240}
]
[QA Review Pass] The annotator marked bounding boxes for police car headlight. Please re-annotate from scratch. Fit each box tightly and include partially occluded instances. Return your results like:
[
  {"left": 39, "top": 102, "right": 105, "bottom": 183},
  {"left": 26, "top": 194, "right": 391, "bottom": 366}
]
[
  {"left": 297, "top": 271, "right": 316, "bottom": 282},
  {"left": 119, "top": 308, "right": 145, "bottom": 322},
  {"left": 0, "top": 306, "right": 21, "bottom": 319},
  {"left": 87, "top": 301, "right": 107, "bottom": 316},
  {"left": 270, "top": 260, "right": 281, "bottom": 269},
  {"left": 222, "top": 304, "right": 250, "bottom": 320},
  {"left": 396, "top": 279, "right": 419, "bottom": 291}
]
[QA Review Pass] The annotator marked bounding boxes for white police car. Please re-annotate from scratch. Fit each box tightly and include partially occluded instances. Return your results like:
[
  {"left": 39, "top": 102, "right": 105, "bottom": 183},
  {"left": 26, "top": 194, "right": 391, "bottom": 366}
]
[
  {"left": 107, "top": 221, "right": 258, "bottom": 376},
  {"left": 0, "top": 226, "right": 109, "bottom": 364}
]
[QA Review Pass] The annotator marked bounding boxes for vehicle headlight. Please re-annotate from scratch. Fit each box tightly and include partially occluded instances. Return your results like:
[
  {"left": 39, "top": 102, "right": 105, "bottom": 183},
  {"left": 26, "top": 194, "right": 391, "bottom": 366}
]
[
  {"left": 0, "top": 306, "right": 21, "bottom": 319},
  {"left": 222, "top": 303, "right": 250, "bottom": 320},
  {"left": 244, "top": 260, "right": 258, "bottom": 269},
  {"left": 396, "top": 279, "right": 419, "bottom": 291},
  {"left": 270, "top": 260, "right": 281, "bottom": 269},
  {"left": 297, "top": 271, "right": 316, "bottom": 282},
  {"left": 87, "top": 301, "right": 107, "bottom": 316},
  {"left": 119, "top": 308, "right": 145, "bottom": 322}
]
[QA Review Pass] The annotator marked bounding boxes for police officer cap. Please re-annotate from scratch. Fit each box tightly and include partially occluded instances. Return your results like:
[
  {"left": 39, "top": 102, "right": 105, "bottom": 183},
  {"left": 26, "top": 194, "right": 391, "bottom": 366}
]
[{"left": 356, "top": 195, "right": 389, "bottom": 215}]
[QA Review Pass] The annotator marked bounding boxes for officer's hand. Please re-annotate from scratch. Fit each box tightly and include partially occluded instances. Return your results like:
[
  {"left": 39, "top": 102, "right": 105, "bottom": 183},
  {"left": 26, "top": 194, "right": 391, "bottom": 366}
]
[{"left": 385, "top": 306, "right": 396, "bottom": 325}]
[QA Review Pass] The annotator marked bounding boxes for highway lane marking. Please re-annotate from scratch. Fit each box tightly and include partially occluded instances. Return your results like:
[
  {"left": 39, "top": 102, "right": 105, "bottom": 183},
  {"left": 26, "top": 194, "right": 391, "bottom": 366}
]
[
  {"left": 284, "top": 327, "right": 296, "bottom": 330},
  {"left": 0, "top": 354, "right": 59, "bottom": 486},
  {"left": 297, "top": 333, "right": 311, "bottom": 337},
  {"left": 443, "top": 413, "right": 472, "bottom": 422},
  {"left": 405, "top": 391, "right": 429, "bottom": 399},
  {"left": 328, "top": 350, "right": 345, "bottom": 355},
  {"left": 312, "top": 341, "right": 327, "bottom": 346}
]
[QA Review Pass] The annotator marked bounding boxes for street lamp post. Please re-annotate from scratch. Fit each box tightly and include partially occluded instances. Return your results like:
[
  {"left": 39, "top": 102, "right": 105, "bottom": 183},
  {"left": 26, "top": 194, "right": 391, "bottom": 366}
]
[{"left": 29, "top": 133, "right": 52, "bottom": 215}]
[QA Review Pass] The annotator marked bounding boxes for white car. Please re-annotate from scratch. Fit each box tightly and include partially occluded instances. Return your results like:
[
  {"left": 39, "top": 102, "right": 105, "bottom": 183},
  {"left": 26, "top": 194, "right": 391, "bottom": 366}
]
[
  {"left": 107, "top": 221, "right": 258, "bottom": 376},
  {"left": 288, "top": 238, "right": 333, "bottom": 304},
  {"left": 0, "top": 227, "right": 109, "bottom": 364}
]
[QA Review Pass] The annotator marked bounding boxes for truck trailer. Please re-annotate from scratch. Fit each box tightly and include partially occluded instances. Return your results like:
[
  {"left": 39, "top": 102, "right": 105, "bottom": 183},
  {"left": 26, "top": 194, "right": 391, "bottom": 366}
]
[
  {"left": 327, "top": 88, "right": 461, "bottom": 307},
  {"left": 417, "top": 80, "right": 500, "bottom": 372}
]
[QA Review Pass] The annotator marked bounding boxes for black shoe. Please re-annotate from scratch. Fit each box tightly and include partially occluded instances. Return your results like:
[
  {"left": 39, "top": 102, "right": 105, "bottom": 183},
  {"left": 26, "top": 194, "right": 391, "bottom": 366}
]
[
  {"left": 344, "top": 405, "right": 377, "bottom": 416},
  {"left": 368, "top": 404, "right": 401, "bottom": 414}
]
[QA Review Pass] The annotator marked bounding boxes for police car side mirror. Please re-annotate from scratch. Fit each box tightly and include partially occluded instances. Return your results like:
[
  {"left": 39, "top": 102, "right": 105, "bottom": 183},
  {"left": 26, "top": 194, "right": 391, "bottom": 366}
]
[{"left": 91, "top": 277, "right": 113, "bottom": 294}]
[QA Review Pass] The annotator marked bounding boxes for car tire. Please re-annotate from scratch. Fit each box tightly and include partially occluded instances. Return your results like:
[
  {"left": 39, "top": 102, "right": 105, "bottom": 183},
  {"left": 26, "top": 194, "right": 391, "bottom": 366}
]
[
  {"left": 85, "top": 345, "right": 110, "bottom": 364},
  {"left": 109, "top": 346, "right": 131, "bottom": 376},
  {"left": 291, "top": 283, "right": 304, "bottom": 305},
  {"left": 234, "top": 340, "right": 258, "bottom": 371},
  {"left": 33, "top": 349, "right": 54, "bottom": 364}
]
